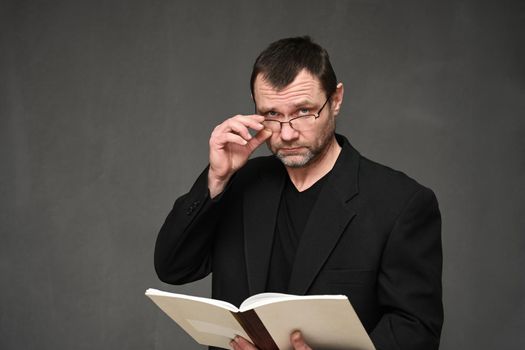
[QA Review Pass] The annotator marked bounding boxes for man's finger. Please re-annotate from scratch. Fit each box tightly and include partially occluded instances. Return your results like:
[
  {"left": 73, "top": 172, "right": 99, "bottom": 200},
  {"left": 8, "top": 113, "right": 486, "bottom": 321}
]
[
  {"left": 229, "top": 339, "right": 240, "bottom": 350},
  {"left": 225, "top": 119, "right": 257, "bottom": 141},
  {"left": 290, "top": 330, "right": 312, "bottom": 350},
  {"left": 230, "top": 335, "right": 259, "bottom": 350},
  {"left": 247, "top": 128, "right": 273, "bottom": 152},
  {"left": 225, "top": 115, "right": 265, "bottom": 133},
  {"left": 216, "top": 132, "right": 249, "bottom": 147}
]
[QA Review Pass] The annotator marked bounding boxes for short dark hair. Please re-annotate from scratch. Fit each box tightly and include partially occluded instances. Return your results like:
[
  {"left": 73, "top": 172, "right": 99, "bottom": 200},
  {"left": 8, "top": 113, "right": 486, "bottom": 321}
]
[{"left": 250, "top": 36, "right": 337, "bottom": 99}]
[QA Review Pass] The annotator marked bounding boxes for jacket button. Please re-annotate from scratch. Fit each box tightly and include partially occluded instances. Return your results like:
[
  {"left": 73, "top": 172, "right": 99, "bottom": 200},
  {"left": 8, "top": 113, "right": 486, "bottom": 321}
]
[{"left": 185, "top": 200, "right": 201, "bottom": 215}]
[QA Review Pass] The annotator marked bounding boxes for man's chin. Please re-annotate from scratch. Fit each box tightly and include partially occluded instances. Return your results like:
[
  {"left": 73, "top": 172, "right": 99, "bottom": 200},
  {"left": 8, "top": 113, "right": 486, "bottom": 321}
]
[{"left": 276, "top": 152, "right": 313, "bottom": 168}]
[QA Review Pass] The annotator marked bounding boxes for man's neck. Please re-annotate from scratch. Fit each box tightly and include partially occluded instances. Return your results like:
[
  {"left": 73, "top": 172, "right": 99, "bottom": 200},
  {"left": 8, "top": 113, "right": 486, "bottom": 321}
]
[{"left": 286, "top": 136, "right": 342, "bottom": 192}]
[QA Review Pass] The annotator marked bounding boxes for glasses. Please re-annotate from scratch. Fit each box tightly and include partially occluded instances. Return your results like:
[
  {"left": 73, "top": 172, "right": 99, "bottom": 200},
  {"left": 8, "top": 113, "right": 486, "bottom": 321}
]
[{"left": 261, "top": 96, "right": 330, "bottom": 132}]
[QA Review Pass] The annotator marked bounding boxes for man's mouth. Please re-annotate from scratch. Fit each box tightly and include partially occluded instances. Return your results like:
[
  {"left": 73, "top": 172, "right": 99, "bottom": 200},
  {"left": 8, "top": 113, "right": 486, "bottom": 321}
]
[{"left": 278, "top": 147, "right": 304, "bottom": 154}]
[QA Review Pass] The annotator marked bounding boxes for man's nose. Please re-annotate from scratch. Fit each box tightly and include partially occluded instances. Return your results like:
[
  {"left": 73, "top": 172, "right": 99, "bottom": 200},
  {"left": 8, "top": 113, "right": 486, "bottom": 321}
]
[{"left": 279, "top": 122, "right": 299, "bottom": 141}]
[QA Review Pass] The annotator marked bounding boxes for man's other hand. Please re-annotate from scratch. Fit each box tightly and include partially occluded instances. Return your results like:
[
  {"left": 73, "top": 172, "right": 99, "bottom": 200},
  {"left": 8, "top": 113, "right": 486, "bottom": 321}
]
[
  {"left": 290, "top": 330, "right": 313, "bottom": 350},
  {"left": 208, "top": 114, "right": 272, "bottom": 198},
  {"left": 229, "top": 331, "right": 312, "bottom": 350}
]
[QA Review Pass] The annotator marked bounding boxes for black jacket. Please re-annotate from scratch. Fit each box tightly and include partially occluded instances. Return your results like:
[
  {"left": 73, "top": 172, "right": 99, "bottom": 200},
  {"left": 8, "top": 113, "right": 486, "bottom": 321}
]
[{"left": 155, "top": 134, "right": 443, "bottom": 350}]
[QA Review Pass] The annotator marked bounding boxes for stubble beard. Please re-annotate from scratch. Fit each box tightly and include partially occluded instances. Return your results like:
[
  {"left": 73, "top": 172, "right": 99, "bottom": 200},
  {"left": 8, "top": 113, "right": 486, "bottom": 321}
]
[
  {"left": 275, "top": 148, "right": 316, "bottom": 168},
  {"left": 269, "top": 114, "right": 337, "bottom": 168},
  {"left": 272, "top": 129, "right": 335, "bottom": 168}
]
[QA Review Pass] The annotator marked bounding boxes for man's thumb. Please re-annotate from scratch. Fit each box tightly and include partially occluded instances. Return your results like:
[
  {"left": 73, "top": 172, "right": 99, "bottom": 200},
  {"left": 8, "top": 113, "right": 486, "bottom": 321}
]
[{"left": 247, "top": 128, "right": 272, "bottom": 151}]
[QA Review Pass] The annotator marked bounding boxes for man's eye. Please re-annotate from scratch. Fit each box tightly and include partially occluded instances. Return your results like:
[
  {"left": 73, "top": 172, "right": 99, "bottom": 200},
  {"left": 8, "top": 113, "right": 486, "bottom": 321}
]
[
  {"left": 298, "top": 108, "right": 310, "bottom": 115},
  {"left": 266, "top": 111, "right": 278, "bottom": 117}
]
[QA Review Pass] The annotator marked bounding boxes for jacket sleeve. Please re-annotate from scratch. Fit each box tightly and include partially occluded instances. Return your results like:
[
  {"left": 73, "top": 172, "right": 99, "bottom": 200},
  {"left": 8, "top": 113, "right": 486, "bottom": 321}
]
[
  {"left": 370, "top": 187, "right": 443, "bottom": 350},
  {"left": 154, "top": 166, "right": 226, "bottom": 285}
]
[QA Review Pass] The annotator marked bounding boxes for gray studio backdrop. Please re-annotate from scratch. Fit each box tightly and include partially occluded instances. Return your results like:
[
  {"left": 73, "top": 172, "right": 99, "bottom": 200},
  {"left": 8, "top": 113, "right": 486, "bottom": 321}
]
[{"left": 1, "top": 1, "right": 524, "bottom": 349}]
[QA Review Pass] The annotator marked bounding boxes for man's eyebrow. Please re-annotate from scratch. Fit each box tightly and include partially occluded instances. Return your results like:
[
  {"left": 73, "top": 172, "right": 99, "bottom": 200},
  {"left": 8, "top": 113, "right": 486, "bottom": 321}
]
[
  {"left": 258, "top": 100, "right": 316, "bottom": 112},
  {"left": 258, "top": 104, "right": 288, "bottom": 113},
  {"left": 292, "top": 100, "right": 316, "bottom": 108},
  {"left": 256, "top": 106, "right": 275, "bottom": 114}
]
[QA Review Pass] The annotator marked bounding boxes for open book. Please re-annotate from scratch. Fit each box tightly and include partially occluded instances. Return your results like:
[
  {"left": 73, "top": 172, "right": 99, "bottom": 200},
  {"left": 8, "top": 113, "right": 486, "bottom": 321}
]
[{"left": 146, "top": 288, "right": 375, "bottom": 350}]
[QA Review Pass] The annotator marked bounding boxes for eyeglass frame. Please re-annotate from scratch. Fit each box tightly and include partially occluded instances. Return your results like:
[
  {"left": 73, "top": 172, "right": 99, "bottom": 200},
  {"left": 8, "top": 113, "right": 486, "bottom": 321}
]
[{"left": 258, "top": 95, "right": 331, "bottom": 132}]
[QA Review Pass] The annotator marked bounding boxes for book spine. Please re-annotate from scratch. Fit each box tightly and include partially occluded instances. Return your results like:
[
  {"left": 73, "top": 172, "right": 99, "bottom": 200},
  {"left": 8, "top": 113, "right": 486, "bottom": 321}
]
[{"left": 232, "top": 310, "right": 279, "bottom": 350}]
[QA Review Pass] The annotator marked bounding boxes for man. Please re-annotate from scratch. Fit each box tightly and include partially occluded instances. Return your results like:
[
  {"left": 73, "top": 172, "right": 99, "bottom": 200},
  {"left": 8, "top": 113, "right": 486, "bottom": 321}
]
[{"left": 155, "top": 36, "right": 443, "bottom": 350}]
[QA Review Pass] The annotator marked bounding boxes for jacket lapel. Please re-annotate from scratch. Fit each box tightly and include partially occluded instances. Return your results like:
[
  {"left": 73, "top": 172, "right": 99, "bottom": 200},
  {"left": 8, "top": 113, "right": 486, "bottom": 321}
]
[
  {"left": 243, "top": 159, "right": 286, "bottom": 295},
  {"left": 288, "top": 136, "right": 360, "bottom": 294}
]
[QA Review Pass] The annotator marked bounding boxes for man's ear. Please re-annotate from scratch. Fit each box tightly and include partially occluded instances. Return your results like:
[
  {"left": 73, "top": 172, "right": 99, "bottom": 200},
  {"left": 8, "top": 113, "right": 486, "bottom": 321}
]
[{"left": 331, "top": 82, "right": 344, "bottom": 116}]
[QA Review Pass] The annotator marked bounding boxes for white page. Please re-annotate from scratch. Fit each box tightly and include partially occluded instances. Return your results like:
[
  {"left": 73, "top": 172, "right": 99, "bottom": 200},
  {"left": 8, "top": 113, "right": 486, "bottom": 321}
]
[
  {"left": 146, "top": 288, "right": 239, "bottom": 312},
  {"left": 239, "top": 292, "right": 347, "bottom": 312}
]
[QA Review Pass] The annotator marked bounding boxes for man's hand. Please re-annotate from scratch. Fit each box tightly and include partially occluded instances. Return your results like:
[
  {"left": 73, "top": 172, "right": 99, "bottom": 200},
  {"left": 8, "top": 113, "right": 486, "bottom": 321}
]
[
  {"left": 290, "top": 331, "right": 313, "bottom": 350},
  {"left": 229, "top": 331, "right": 312, "bottom": 350},
  {"left": 208, "top": 114, "right": 272, "bottom": 198}
]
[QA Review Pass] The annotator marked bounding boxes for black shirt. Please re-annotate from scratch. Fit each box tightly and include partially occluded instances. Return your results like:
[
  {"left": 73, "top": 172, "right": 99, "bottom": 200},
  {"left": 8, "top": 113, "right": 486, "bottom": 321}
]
[{"left": 266, "top": 173, "right": 329, "bottom": 292}]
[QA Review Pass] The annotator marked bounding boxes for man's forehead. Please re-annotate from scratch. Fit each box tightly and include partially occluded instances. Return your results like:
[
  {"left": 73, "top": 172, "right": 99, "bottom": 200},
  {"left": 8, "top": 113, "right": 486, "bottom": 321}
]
[{"left": 253, "top": 70, "right": 323, "bottom": 106}]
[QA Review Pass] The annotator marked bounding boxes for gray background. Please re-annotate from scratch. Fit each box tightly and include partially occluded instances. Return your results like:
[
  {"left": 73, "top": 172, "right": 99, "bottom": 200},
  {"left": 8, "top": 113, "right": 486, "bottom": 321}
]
[{"left": 1, "top": 0, "right": 524, "bottom": 349}]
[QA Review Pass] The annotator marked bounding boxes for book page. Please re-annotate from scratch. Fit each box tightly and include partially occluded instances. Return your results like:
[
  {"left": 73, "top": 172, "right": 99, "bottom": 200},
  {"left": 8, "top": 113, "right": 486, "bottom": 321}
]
[
  {"left": 254, "top": 297, "right": 375, "bottom": 350},
  {"left": 239, "top": 292, "right": 289, "bottom": 310},
  {"left": 239, "top": 293, "right": 346, "bottom": 312},
  {"left": 146, "top": 289, "right": 251, "bottom": 349},
  {"left": 146, "top": 288, "right": 238, "bottom": 311}
]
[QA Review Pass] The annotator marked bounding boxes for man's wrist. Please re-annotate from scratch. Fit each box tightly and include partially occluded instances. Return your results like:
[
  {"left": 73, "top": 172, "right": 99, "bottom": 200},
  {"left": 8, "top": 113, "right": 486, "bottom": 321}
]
[{"left": 207, "top": 172, "right": 230, "bottom": 199}]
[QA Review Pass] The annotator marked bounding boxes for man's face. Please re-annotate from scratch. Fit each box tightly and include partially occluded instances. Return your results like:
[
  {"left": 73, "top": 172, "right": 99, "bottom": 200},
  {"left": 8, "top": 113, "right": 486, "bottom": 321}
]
[{"left": 253, "top": 70, "right": 339, "bottom": 168}]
